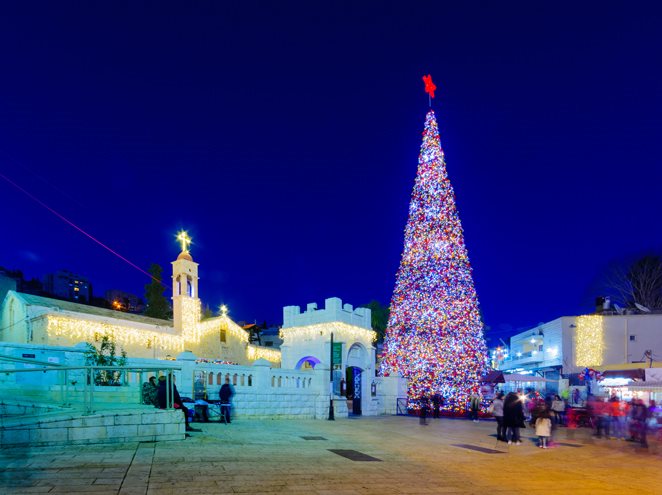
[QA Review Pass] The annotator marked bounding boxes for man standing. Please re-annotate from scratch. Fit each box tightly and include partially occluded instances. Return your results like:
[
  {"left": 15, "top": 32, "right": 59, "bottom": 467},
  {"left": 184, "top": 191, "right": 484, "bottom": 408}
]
[{"left": 219, "top": 377, "right": 235, "bottom": 424}]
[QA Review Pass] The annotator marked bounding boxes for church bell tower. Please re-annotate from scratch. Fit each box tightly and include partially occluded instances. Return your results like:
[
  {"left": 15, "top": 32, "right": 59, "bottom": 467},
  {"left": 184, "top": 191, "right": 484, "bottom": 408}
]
[{"left": 171, "top": 231, "right": 200, "bottom": 333}]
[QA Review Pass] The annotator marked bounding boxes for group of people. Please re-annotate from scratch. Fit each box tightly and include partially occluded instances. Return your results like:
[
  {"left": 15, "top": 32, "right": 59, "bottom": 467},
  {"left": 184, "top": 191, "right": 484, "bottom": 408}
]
[
  {"left": 489, "top": 390, "right": 555, "bottom": 448},
  {"left": 488, "top": 389, "right": 662, "bottom": 449},
  {"left": 141, "top": 375, "right": 235, "bottom": 431},
  {"left": 585, "top": 395, "right": 660, "bottom": 446}
]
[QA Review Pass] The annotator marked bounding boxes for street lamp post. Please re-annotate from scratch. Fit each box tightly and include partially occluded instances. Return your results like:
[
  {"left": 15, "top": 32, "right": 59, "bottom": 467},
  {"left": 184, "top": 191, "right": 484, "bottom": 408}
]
[{"left": 328, "top": 331, "right": 335, "bottom": 421}]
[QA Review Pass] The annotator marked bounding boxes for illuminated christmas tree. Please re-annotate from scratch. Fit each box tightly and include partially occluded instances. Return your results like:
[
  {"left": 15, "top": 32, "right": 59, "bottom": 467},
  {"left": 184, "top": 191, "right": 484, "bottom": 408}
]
[{"left": 381, "top": 87, "right": 488, "bottom": 412}]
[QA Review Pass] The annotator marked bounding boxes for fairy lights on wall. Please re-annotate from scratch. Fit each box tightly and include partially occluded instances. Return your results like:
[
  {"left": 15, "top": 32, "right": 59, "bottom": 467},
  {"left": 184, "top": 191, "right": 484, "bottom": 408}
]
[
  {"left": 47, "top": 315, "right": 184, "bottom": 353},
  {"left": 575, "top": 315, "right": 604, "bottom": 366},
  {"left": 246, "top": 344, "right": 281, "bottom": 362},
  {"left": 280, "top": 321, "right": 376, "bottom": 345}
]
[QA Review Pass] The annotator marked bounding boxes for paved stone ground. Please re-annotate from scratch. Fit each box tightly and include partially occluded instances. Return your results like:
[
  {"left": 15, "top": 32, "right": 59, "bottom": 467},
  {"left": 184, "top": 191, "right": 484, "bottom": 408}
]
[{"left": 0, "top": 416, "right": 660, "bottom": 495}]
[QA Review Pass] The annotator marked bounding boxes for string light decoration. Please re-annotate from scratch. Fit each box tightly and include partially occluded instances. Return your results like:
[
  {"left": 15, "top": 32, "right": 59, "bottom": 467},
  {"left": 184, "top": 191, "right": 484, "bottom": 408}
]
[
  {"left": 380, "top": 109, "right": 488, "bottom": 413},
  {"left": 280, "top": 321, "right": 376, "bottom": 345},
  {"left": 46, "top": 313, "right": 280, "bottom": 362},
  {"left": 246, "top": 344, "right": 281, "bottom": 362},
  {"left": 575, "top": 315, "right": 604, "bottom": 366},
  {"left": 47, "top": 315, "right": 184, "bottom": 353},
  {"left": 180, "top": 297, "right": 202, "bottom": 342}
]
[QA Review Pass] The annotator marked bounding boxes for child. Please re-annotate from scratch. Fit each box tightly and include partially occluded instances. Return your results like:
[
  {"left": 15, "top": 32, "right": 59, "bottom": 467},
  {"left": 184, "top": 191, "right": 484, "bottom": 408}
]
[{"left": 535, "top": 408, "right": 552, "bottom": 448}]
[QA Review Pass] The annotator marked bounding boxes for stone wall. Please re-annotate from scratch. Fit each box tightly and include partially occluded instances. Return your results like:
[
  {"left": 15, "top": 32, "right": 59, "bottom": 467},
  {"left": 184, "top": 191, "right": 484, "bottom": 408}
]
[
  {"left": 0, "top": 407, "right": 184, "bottom": 447},
  {"left": 0, "top": 342, "right": 406, "bottom": 421}
]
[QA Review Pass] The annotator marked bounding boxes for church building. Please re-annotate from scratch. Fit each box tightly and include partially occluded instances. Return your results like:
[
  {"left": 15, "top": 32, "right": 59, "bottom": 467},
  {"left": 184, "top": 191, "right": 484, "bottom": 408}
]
[{"left": 0, "top": 232, "right": 280, "bottom": 366}]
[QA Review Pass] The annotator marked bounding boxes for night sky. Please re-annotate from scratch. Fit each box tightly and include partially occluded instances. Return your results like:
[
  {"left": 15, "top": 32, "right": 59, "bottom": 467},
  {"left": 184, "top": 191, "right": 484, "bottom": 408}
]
[{"left": 2, "top": 3, "right": 662, "bottom": 343}]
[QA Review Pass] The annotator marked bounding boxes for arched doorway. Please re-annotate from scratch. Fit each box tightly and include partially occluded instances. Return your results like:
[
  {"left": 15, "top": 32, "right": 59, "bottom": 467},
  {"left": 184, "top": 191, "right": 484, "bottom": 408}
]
[{"left": 345, "top": 366, "right": 363, "bottom": 415}]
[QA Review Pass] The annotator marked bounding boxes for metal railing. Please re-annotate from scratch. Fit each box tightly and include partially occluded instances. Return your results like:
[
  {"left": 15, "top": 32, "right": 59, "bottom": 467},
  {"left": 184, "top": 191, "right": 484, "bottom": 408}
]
[
  {"left": 0, "top": 361, "right": 181, "bottom": 416},
  {"left": 396, "top": 397, "right": 408, "bottom": 416}
]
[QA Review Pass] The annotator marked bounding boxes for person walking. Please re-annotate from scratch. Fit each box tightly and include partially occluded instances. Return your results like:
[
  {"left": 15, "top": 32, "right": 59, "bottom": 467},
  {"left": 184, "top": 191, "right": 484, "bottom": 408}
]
[
  {"left": 219, "top": 377, "right": 235, "bottom": 423},
  {"left": 419, "top": 396, "right": 429, "bottom": 425},
  {"left": 551, "top": 394, "right": 565, "bottom": 426},
  {"left": 469, "top": 393, "right": 481, "bottom": 422},
  {"left": 432, "top": 394, "right": 441, "bottom": 419},
  {"left": 491, "top": 392, "right": 506, "bottom": 441},
  {"left": 503, "top": 391, "right": 526, "bottom": 445},
  {"left": 609, "top": 395, "right": 627, "bottom": 439}
]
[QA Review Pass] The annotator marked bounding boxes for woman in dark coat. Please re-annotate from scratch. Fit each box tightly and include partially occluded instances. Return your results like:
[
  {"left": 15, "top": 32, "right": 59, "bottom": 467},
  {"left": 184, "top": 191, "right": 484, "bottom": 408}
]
[{"left": 503, "top": 391, "right": 526, "bottom": 444}]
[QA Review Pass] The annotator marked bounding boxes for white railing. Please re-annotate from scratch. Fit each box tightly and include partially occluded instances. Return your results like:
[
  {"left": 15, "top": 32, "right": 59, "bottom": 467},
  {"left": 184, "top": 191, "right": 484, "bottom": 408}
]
[{"left": 0, "top": 357, "right": 180, "bottom": 416}]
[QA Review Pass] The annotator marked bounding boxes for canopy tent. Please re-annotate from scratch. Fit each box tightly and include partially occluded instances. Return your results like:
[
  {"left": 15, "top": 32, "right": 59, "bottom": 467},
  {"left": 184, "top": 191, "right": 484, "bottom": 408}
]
[
  {"left": 626, "top": 381, "right": 662, "bottom": 392},
  {"left": 482, "top": 370, "right": 505, "bottom": 384},
  {"left": 503, "top": 373, "right": 556, "bottom": 383},
  {"left": 600, "top": 369, "right": 646, "bottom": 381},
  {"left": 482, "top": 370, "right": 555, "bottom": 384}
]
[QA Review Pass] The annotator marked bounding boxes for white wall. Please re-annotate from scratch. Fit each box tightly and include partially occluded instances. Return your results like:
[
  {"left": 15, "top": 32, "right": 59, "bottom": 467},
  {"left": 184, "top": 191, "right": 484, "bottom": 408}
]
[
  {"left": 601, "top": 314, "right": 662, "bottom": 367},
  {"left": 0, "top": 342, "right": 399, "bottom": 419}
]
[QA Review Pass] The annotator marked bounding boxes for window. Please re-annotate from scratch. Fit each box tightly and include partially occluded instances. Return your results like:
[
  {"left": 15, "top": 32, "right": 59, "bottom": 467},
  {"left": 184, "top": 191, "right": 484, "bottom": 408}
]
[
  {"left": 264, "top": 341, "right": 273, "bottom": 347},
  {"left": 220, "top": 328, "right": 226, "bottom": 343},
  {"left": 630, "top": 335, "right": 636, "bottom": 341}
]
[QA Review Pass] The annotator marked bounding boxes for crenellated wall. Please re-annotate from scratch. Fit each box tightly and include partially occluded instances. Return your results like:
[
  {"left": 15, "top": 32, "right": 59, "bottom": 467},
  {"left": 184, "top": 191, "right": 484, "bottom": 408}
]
[{"left": 283, "top": 297, "right": 372, "bottom": 330}]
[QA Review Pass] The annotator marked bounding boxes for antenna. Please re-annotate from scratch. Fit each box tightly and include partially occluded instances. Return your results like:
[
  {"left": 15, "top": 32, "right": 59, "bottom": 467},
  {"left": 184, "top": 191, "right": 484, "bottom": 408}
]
[{"left": 635, "top": 303, "right": 651, "bottom": 313}]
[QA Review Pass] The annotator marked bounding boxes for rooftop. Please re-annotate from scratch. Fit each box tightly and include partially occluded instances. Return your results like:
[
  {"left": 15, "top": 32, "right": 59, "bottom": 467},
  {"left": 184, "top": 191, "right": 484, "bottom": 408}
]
[{"left": 11, "top": 291, "right": 173, "bottom": 327}]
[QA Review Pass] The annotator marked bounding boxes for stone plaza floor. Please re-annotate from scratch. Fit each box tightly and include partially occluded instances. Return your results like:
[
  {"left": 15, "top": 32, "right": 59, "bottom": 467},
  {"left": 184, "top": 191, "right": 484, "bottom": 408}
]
[{"left": 0, "top": 415, "right": 660, "bottom": 495}]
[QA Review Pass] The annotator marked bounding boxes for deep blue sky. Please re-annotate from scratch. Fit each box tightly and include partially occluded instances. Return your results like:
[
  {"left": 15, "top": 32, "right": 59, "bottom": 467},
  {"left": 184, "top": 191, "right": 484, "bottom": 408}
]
[{"left": 1, "top": 2, "right": 662, "bottom": 344}]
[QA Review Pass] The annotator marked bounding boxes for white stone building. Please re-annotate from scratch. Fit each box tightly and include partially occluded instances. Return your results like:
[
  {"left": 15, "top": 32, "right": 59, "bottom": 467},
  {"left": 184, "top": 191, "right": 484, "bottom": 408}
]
[
  {"left": 280, "top": 297, "right": 378, "bottom": 415},
  {"left": 496, "top": 313, "right": 662, "bottom": 397}
]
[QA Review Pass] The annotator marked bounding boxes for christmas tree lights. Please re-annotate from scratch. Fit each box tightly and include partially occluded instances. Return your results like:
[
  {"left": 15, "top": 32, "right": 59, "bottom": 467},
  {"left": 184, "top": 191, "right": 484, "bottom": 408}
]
[{"left": 380, "top": 109, "right": 488, "bottom": 412}]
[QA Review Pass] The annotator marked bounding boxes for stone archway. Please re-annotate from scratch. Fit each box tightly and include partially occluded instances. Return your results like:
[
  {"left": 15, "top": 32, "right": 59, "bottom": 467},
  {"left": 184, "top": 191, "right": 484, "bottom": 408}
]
[
  {"left": 345, "top": 343, "right": 369, "bottom": 416},
  {"left": 346, "top": 343, "right": 367, "bottom": 369}
]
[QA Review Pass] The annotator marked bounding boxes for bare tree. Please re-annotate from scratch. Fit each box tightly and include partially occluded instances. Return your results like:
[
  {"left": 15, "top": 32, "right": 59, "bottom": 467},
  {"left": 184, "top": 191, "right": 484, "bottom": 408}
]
[{"left": 599, "top": 254, "right": 662, "bottom": 310}]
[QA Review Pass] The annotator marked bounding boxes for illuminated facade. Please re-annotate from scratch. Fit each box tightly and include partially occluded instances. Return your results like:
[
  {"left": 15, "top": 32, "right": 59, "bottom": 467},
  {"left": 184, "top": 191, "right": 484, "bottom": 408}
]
[
  {"left": 495, "top": 313, "right": 662, "bottom": 395},
  {"left": 280, "top": 297, "right": 378, "bottom": 415},
  {"left": 0, "top": 242, "right": 280, "bottom": 365}
]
